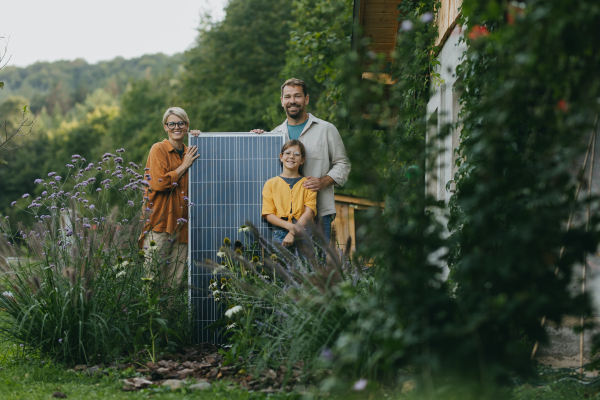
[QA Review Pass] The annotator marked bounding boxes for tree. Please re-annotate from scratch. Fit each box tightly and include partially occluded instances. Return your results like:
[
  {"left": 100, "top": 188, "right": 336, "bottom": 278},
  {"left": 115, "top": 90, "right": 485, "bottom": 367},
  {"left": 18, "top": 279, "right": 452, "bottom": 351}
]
[{"left": 177, "top": 0, "right": 293, "bottom": 132}]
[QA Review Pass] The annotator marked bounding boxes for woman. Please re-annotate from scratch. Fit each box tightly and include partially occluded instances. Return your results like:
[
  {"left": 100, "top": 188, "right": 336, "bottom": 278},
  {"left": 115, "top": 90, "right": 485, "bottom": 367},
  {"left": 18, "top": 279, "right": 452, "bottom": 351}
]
[{"left": 140, "top": 107, "right": 200, "bottom": 286}]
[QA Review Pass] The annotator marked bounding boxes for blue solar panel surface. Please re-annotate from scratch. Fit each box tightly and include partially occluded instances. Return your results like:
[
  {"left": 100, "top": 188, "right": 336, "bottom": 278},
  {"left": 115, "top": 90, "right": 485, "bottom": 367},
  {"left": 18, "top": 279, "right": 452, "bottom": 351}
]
[{"left": 188, "top": 133, "right": 284, "bottom": 343}]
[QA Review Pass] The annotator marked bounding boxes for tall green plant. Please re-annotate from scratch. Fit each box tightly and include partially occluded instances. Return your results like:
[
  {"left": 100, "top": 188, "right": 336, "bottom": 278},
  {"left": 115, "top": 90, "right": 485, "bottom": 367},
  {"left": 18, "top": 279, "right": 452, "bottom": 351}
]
[{"left": 0, "top": 150, "right": 192, "bottom": 364}]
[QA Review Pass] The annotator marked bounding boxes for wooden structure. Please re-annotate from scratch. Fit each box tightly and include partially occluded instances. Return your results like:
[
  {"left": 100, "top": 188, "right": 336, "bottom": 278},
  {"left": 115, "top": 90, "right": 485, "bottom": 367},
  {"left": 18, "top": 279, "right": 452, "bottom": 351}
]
[
  {"left": 353, "top": 0, "right": 464, "bottom": 61},
  {"left": 434, "top": 0, "right": 463, "bottom": 48},
  {"left": 331, "top": 194, "right": 384, "bottom": 252}
]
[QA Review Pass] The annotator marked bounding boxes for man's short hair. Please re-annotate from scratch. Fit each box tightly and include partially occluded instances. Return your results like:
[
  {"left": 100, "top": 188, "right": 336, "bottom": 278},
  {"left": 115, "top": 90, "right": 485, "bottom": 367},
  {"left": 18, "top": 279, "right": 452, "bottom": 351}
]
[
  {"left": 162, "top": 107, "right": 190, "bottom": 125},
  {"left": 281, "top": 78, "right": 308, "bottom": 97}
]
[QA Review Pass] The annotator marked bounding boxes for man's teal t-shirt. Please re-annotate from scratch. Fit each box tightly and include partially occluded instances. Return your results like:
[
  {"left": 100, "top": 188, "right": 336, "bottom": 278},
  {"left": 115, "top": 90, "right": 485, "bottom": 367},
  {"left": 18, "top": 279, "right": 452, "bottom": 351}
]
[{"left": 287, "top": 119, "right": 309, "bottom": 140}]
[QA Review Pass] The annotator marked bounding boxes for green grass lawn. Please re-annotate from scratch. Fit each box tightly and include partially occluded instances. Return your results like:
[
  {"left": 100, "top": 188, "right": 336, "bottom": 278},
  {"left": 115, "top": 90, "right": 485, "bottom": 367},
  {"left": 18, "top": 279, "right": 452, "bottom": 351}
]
[
  {"left": 0, "top": 358, "right": 299, "bottom": 400},
  {"left": 0, "top": 338, "right": 596, "bottom": 400},
  {"left": 1, "top": 357, "right": 595, "bottom": 400}
]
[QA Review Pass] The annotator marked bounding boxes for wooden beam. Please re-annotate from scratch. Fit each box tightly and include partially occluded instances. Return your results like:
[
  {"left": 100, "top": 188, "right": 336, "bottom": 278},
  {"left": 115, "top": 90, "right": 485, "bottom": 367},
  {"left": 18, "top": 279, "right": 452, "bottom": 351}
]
[
  {"left": 365, "top": 35, "right": 396, "bottom": 44},
  {"left": 364, "top": 13, "right": 398, "bottom": 21},
  {"left": 364, "top": 27, "right": 397, "bottom": 36},
  {"left": 335, "top": 194, "right": 384, "bottom": 207},
  {"left": 364, "top": 4, "right": 400, "bottom": 13},
  {"left": 363, "top": 20, "right": 397, "bottom": 29},
  {"left": 365, "top": 0, "right": 402, "bottom": 4},
  {"left": 368, "top": 43, "right": 395, "bottom": 52}
]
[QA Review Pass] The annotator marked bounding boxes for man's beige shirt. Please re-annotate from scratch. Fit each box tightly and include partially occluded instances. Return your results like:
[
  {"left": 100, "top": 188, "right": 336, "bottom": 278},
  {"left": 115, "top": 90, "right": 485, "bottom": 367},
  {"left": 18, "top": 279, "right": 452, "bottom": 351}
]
[{"left": 272, "top": 113, "right": 351, "bottom": 217}]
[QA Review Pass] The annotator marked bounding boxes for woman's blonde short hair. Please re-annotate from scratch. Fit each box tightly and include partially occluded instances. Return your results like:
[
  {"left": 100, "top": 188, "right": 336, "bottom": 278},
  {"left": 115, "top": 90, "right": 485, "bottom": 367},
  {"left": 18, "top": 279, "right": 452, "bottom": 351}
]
[{"left": 162, "top": 107, "right": 190, "bottom": 125}]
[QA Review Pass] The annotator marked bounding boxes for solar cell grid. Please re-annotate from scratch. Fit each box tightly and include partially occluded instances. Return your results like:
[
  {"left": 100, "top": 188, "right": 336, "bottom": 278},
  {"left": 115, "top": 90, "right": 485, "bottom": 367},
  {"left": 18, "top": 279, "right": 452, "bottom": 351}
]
[{"left": 188, "top": 133, "right": 284, "bottom": 343}]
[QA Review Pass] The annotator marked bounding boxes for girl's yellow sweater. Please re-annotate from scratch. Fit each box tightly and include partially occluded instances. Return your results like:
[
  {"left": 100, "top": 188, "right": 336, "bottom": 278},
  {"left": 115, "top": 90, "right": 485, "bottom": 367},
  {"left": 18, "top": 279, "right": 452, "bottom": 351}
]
[{"left": 261, "top": 176, "right": 317, "bottom": 221}]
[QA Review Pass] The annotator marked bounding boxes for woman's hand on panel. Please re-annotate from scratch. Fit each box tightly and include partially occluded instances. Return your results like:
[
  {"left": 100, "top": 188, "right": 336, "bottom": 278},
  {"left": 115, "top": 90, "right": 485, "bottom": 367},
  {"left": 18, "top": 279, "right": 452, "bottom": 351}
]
[
  {"left": 190, "top": 130, "right": 202, "bottom": 137},
  {"left": 250, "top": 129, "right": 266, "bottom": 134},
  {"left": 183, "top": 145, "right": 200, "bottom": 169}
]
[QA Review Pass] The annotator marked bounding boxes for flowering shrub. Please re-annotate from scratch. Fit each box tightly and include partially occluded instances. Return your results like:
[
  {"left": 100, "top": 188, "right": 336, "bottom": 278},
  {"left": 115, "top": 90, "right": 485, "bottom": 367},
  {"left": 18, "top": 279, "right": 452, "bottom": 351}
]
[
  {"left": 206, "top": 223, "right": 374, "bottom": 378},
  {"left": 0, "top": 150, "right": 192, "bottom": 364}
]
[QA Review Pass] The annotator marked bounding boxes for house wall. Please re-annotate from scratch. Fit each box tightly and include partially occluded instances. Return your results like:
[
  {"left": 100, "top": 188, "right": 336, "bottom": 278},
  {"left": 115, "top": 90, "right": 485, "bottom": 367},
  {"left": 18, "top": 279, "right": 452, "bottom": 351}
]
[{"left": 426, "top": 27, "right": 466, "bottom": 206}]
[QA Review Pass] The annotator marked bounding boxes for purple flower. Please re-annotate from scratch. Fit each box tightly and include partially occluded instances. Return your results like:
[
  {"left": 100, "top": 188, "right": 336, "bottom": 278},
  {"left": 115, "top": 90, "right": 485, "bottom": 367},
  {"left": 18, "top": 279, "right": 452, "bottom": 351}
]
[
  {"left": 320, "top": 347, "right": 334, "bottom": 361},
  {"left": 83, "top": 223, "right": 91, "bottom": 229},
  {"left": 55, "top": 176, "right": 61, "bottom": 181},
  {"left": 172, "top": 182, "right": 178, "bottom": 187},
  {"left": 48, "top": 172, "right": 56, "bottom": 177},
  {"left": 420, "top": 12, "right": 434, "bottom": 23},
  {"left": 34, "top": 179, "right": 43, "bottom": 184},
  {"left": 58, "top": 338, "right": 63, "bottom": 343},
  {"left": 114, "top": 157, "right": 123, "bottom": 164},
  {"left": 127, "top": 201, "right": 134, "bottom": 207},
  {"left": 144, "top": 168, "right": 150, "bottom": 171},
  {"left": 158, "top": 179, "right": 162, "bottom": 182},
  {"left": 11, "top": 201, "right": 16, "bottom": 206},
  {"left": 22, "top": 193, "right": 29, "bottom": 199},
  {"left": 116, "top": 148, "right": 125, "bottom": 153},
  {"left": 20, "top": 344, "right": 24, "bottom": 348},
  {"left": 66, "top": 230, "right": 73, "bottom": 236},
  {"left": 183, "top": 196, "right": 189, "bottom": 201},
  {"left": 96, "top": 167, "right": 102, "bottom": 170},
  {"left": 71, "top": 154, "right": 81, "bottom": 159},
  {"left": 42, "top": 191, "right": 48, "bottom": 196},
  {"left": 105, "top": 170, "right": 110, "bottom": 174},
  {"left": 140, "top": 180, "right": 150, "bottom": 187},
  {"left": 96, "top": 188, "right": 101, "bottom": 192},
  {"left": 400, "top": 20, "right": 413, "bottom": 31},
  {"left": 66, "top": 164, "right": 74, "bottom": 168},
  {"left": 88, "top": 205, "right": 95, "bottom": 210},
  {"left": 353, "top": 379, "right": 367, "bottom": 391},
  {"left": 176, "top": 218, "right": 187, "bottom": 224}
]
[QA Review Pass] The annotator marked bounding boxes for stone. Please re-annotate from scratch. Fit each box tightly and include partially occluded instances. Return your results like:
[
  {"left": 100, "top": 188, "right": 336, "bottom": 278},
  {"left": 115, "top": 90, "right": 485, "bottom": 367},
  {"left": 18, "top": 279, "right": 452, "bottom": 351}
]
[
  {"left": 162, "top": 379, "right": 184, "bottom": 390},
  {"left": 189, "top": 381, "right": 212, "bottom": 391},
  {"left": 401, "top": 379, "right": 416, "bottom": 393},
  {"left": 132, "top": 378, "right": 153, "bottom": 388},
  {"left": 146, "top": 362, "right": 158, "bottom": 370},
  {"left": 178, "top": 369, "right": 195, "bottom": 379},
  {"left": 74, "top": 365, "right": 87, "bottom": 372},
  {"left": 87, "top": 366, "right": 101, "bottom": 376},
  {"left": 208, "top": 368, "right": 219, "bottom": 379},
  {"left": 52, "top": 392, "right": 67, "bottom": 398},
  {"left": 156, "top": 368, "right": 170, "bottom": 375}
]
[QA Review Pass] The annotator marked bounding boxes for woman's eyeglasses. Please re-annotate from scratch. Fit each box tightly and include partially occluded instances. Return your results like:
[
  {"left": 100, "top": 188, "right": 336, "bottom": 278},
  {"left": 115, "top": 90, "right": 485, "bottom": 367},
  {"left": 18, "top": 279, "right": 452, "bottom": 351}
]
[
  {"left": 166, "top": 121, "right": 188, "bottom": 129},
  {"left": 282, "top": 150, "right": 301, "bottom": 157}
]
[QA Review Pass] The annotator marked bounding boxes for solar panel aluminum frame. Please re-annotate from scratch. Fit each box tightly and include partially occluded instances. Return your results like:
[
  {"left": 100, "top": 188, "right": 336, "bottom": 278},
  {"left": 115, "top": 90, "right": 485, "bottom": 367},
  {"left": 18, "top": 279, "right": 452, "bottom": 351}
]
[{"left": 188, "top": 132, "right": 285, "bottom": 344}]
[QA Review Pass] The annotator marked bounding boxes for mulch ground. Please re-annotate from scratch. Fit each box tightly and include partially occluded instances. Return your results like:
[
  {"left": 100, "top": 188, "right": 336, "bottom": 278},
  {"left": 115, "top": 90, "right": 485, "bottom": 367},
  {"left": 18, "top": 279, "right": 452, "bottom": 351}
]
[{"left": 75, "top": 343, "right": 312, "bottom": 393}]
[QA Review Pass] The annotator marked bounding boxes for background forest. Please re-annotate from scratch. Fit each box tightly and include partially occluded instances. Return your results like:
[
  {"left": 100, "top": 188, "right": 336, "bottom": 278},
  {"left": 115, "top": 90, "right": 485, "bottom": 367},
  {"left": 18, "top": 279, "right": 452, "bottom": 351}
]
[{"left": 0, "top": 0, "right": 353, "bottom": 227}]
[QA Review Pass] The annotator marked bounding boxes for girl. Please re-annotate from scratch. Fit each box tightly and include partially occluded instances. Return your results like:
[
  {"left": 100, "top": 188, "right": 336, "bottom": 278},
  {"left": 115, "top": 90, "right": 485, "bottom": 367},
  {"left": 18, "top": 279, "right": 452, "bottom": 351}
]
[{"left": 262, "top": 140, "right": 317, "bottom": 247}]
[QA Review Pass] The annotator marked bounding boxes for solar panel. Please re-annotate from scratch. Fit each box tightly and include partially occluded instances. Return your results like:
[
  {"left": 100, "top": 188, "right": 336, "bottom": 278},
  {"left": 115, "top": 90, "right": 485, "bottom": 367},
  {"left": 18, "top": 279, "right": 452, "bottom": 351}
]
[{"left": 188, "top": 133, "right": 285, "bottom": 344}]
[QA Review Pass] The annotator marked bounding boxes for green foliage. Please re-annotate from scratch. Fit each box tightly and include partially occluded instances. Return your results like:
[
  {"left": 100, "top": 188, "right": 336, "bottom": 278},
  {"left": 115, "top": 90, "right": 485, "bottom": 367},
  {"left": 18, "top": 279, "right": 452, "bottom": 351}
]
[
  {"left": 0, "top": 53, "right": 181, "bottom": 115},
  {"left": 177, "top": 0, "right": 293, "bottom": 132},
  {"left": 268, "top": 0, "right": 354, "bottom": 127},
  {"left": 206, "top": 227, "right": 374, "bottom": 380},
  {"left": 0, "top": 152, "right": 192, "bottom": 364},
  {"left": 446, "top": 0, "right": 600, "bottom": 382}
]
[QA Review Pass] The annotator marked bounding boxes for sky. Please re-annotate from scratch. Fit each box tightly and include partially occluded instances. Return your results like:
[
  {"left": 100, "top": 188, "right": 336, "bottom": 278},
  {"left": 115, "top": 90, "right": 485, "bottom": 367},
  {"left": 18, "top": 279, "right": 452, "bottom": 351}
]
[{"left": 0, "top": 0, "right": 228, "bottom": 67}]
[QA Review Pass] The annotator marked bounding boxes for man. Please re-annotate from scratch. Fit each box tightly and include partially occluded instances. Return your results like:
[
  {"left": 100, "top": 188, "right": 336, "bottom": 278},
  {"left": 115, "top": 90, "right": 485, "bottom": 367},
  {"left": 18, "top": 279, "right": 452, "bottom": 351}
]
[{"left": 252, "top": 78, "right": 351, "bottom": 244}]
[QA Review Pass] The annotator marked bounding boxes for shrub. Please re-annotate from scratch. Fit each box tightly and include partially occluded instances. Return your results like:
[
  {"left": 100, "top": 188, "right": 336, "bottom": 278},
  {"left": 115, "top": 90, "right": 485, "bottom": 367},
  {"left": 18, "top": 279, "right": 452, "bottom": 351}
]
[
  {"left": 205, "top": 224, "right": 374, "bottom": 380},
  {"left": 0, "top": 150, "right": 192, "bottom": 364}
]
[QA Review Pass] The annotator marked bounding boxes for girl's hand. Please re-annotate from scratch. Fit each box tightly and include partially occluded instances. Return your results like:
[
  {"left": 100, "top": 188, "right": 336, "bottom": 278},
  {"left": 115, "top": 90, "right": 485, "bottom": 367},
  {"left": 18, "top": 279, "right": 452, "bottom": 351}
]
[
  {"left": 282, "top": 232, "right": 295, "bottom": 247},
  {"left": 183, "top": 145, "right": 200, "bottom": 168},
  {"left": 190, "top": 130, "right": 202, "bottom": 137}
]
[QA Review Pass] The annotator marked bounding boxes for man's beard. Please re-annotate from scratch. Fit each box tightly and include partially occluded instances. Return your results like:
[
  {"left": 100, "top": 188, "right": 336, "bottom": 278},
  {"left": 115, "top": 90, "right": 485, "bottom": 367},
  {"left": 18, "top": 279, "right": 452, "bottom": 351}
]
[{"left": 285, "top": 103, "right": 304, "bottom": 119}]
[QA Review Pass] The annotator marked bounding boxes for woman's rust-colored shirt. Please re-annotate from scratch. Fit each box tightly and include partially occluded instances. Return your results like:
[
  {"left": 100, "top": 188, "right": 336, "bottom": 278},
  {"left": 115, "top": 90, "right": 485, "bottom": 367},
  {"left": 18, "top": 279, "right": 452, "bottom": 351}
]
[{"left": 140, "top": 139, "right": 189, "bottom": 245}]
